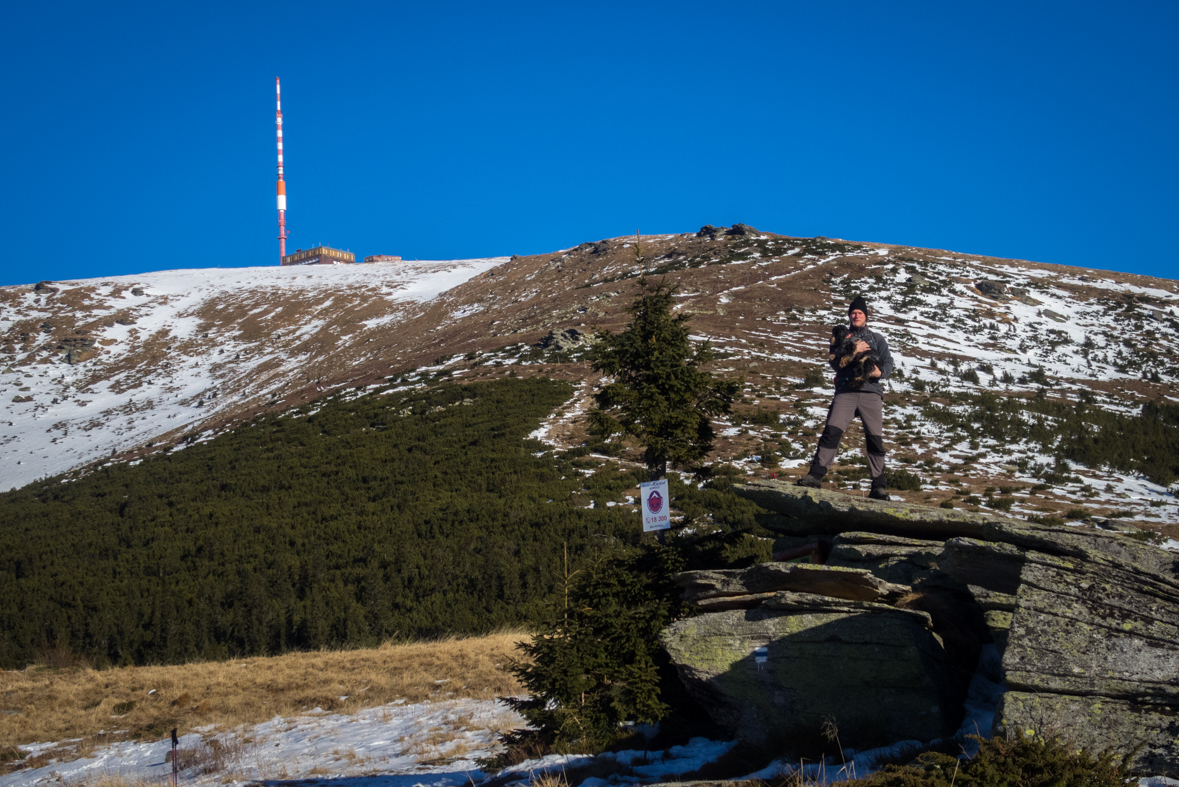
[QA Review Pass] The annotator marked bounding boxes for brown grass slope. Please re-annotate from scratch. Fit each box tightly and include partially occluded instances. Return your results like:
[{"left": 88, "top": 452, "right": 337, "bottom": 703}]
[{"left": 0, "top": 632, "right": 524, "bottom": 751}]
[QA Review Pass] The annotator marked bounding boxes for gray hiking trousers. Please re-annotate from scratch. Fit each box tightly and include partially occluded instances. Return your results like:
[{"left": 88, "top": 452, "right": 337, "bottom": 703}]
[{"left": 808, "top": 391, "right": 886, "bottom": 486}]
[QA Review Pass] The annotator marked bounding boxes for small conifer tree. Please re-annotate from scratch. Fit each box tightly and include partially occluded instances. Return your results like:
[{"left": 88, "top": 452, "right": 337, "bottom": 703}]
[
  {"left": 589, "top": 239, "right": 740, "bottom": 479},
  {"left": 502, "top": 545, "right": 687, "bottom": 751}
]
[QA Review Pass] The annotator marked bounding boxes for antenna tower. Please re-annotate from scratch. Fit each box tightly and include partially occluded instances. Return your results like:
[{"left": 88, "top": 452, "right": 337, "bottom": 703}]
[{"left": 276, "top": 77, "right": 288, "bottom": 261}]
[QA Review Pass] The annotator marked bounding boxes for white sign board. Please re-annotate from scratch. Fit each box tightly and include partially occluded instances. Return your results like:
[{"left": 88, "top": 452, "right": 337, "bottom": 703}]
[{"left": 640, "top": 478, "right": 671, "bottom": 532}]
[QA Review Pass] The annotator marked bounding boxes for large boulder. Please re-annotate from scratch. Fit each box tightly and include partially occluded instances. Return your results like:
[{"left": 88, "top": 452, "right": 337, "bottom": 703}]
[
  {"left": 734, "top": 480, "right": 1029, "bottom": 539},
  {"left": 940, "top": 535, "right": 1179, "bottom": 772},
  {"left": 695, "top": 485, "right": 1179, "bottom": 771},
  {"left": 537, "top": 328, "right": 586, "bottom": 351},
  {"left": 662, "top": 594, "right": 957, "bottom": 749},
  {"left": 975, "top": 280, "right": 1008, "bottom": 299}
]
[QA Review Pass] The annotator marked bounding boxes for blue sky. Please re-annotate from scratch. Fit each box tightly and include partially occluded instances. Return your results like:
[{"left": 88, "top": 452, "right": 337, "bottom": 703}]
[{"left": 1, "top": 1, "right": 1176, "bottom": 286}]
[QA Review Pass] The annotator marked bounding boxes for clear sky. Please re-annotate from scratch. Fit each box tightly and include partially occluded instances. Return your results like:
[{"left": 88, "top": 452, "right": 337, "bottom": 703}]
[{"left": 1, "top": 1, "right": 1176, "bottom": 286}]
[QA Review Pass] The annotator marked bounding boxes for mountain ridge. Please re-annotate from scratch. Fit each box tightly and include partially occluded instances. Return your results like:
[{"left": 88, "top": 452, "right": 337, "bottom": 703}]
[{"left": 2, "top": 226, "right": 1176, "bottom": 530}]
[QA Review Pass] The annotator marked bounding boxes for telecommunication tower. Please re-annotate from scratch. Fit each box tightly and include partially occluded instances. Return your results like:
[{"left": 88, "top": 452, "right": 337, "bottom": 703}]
[{"left": 276, "top": 77, "right": 288, "bottom": 261}]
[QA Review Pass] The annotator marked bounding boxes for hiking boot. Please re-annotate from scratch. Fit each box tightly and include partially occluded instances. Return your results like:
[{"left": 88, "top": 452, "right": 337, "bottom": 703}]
[
  {"left": 868, "top": 487, "right": 890, "bottom": 501},
  {"left": 794, "top": 474, "right": 822, "bottom": 489}
]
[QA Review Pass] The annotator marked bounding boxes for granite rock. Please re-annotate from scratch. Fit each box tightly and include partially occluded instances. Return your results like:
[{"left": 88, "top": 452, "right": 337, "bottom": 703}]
[
  {"left": 675, "top": 562, "right": 909, "bottom": 605},
  {"left": 661, "top": 600, "right": 956, "bottom": 748}
]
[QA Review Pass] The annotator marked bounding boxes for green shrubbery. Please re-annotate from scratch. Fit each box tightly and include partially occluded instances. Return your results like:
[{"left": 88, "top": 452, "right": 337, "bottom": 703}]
[
  {"left": 846, "top": 731, "right": 1136, "bottom": 787},
  {"left": 0, "top": 378, "right": 646, "bottom": 668},
  {"left": 887, "top": 468, "right": 924, "bottom": 491},
  {"left": 986, "top": 496, "right": 1015, "bottom": 511},
  {"left": 798, "top": 367, "right": 827, "bottom": 389},
  {"left": 922, "top": 393, "right": 1179, "bottom": 487}
]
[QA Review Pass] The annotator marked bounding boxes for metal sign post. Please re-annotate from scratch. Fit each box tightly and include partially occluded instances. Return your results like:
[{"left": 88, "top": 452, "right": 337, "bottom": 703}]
[
  {"left": 171, "top": 728, "right": 178, "bottom": 787},
  {"left": 640, "top": 479, "right": 671, "bottom": 533}
]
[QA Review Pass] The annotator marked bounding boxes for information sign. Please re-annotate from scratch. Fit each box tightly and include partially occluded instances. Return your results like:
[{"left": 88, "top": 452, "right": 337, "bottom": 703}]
[{"left": 640, "top": 478, "right": 671, "bottom": 532}]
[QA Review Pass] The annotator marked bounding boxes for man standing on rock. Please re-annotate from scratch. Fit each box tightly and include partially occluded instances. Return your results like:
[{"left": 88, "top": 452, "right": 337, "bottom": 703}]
[{"left": 795, "top": 295, "right": 894, "bottom": 500}]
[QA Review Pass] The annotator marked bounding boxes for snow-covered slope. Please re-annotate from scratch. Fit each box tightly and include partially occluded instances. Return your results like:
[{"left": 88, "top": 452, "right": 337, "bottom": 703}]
[{"left": 0, "top": 260, "right": 501, "bottom": 491}]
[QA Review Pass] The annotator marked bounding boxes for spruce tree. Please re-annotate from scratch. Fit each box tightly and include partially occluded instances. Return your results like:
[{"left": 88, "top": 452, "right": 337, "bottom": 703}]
[
  {"left": 589, "top": 254, "right": 740, "bottom": 479},
  {"left": 503, "top": 545, "right": 688, "bottom": 750}
]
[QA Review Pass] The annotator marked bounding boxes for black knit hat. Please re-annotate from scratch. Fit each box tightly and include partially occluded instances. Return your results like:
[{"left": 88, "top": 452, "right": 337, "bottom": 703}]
[{"left": 848, "top": 295, "right": 869, "bottom": 316}]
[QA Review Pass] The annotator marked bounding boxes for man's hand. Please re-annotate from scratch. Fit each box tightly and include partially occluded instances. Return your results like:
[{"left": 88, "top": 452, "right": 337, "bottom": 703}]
[
  {"left": 870, "top": 367, "right": 882, "bottom": 378},
  {"left": 854, "top": 340, "right": 870, "bottom": 354}
]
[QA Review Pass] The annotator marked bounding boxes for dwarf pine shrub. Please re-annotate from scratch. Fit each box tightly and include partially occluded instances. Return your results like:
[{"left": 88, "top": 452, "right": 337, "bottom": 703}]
[
  {"left": 0, "top": 378, "right": 647, "bottom": 668},
  {"left": 799, "top": 366, "right": 827, "bottom": 389},
  {"left": 887, "top": 468, "right": 924, "bottom": 491},
  {"left": 921, "top": 393, "right": 1179, "bottom": 488},
  {"left": 852, "top": 731, "right": 1136, "bottom": 787}
]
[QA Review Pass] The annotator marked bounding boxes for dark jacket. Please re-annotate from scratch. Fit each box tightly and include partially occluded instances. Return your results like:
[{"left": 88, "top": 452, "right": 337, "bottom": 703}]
[{"left": 829, "top": 325, "right": 894, "bottom": 396}]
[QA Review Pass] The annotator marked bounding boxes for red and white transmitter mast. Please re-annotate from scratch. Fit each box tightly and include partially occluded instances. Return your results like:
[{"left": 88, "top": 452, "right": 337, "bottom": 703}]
[{"left": 276, "top": 77, "right": 288, "bottom": 261}]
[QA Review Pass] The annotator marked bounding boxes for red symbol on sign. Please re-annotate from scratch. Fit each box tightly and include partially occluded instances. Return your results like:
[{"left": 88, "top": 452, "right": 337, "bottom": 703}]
[{"left": 647, "top": 490, "right": 663, "bottom": 513}]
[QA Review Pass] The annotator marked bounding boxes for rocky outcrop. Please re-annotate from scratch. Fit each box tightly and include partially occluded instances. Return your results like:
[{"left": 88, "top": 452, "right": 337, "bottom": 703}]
[
  {"left": 694, "top": 224, "right": 759, "bottom": 239},
  {"left": 825, "top": 531, "right": 944, "bottom": 585},
  {"left": 574, "top": 240, "right": 611, "bottom": 256},
  {"left": 55, "top": 331, "right": 98, "bottom": 365},
  {"left": 687, "top": 483, "right": 1179, "bottom": 771},
  {"left": 676, "top": 562, "right": 908, "bottom": 608},
  {"left": 734, "top": 481, "right": 1166, "bottom": 564},
  {"left": 724, "top": 223, "right": 758, "bottom": 237},
  {"left": 662, "top": 592, "right": 957, "bottom": 749},
  {"left": 939, "top": 536, "right": 1179, "bottom": 771},
  {"left": 537, "top": 328, "right": 586, "bottom": 351},
  {"left": 1009, "top": 287, "right": 1041, "bottom": 305},
  {"left": 976, "top": 280, "right": 1008, "bottom": 299},
  {"left": 734, "top": 479, "right": 1029, "bottom": 539}
]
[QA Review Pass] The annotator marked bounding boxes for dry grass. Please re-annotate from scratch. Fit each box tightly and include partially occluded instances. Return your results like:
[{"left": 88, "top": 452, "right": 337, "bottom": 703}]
[
  {"left": 175, "top": 736, "right": 255, "bottom": 776},
  {"left": 0, "top": 630, "right": 527, "bottom": 749},
  {"left": 60, "top": 777, "right": 160, "bottom": 787},
  {"left": 529, "top": 772, "right": 571, "bottom": 787}
]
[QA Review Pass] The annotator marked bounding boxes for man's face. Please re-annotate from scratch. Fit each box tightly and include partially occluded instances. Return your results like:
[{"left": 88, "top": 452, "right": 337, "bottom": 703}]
[{"left": 849, "top": 309, "right": 867, "bottom": 328}]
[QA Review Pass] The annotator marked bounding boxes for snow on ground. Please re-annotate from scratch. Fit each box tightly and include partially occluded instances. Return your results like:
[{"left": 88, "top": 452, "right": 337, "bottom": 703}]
[
  {"left": 0, "top": 259, "right": 503, "bottom": 492},
  {"left": 526, "top": 380, "right": 594, "bottom": 448},
  {"left": 499, "top": 738, "right": 738, "bottom": 787},
  {"left": 2, "top": 698, "right": 521, "bottom": 787}
]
